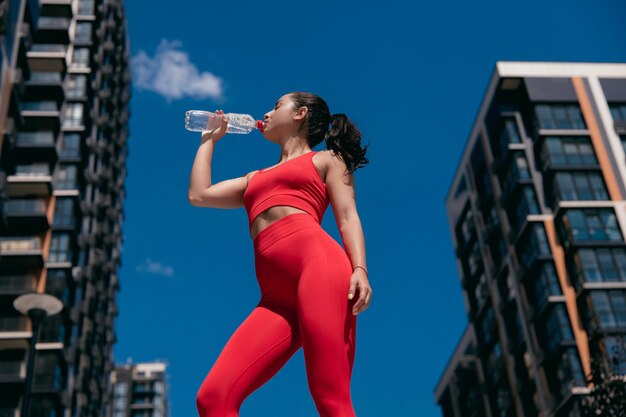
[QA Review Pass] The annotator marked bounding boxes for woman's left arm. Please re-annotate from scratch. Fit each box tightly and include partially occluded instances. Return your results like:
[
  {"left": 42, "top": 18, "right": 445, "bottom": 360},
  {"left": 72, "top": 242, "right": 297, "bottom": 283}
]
[{"left": 325, "top": 152, "right": 372, "bottom": 316}]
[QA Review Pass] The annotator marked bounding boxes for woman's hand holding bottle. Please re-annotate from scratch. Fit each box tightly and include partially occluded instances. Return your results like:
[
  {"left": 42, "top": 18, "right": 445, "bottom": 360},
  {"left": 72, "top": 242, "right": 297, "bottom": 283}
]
[{"left": 201, "top": 109, "right": 229, "bottom": 145}]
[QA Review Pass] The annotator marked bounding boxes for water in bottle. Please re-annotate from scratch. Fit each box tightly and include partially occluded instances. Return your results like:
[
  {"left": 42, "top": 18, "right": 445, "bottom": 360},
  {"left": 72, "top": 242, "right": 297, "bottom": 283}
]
[{"left": 185, "top": 110, "right": 264, "bottom": 134}]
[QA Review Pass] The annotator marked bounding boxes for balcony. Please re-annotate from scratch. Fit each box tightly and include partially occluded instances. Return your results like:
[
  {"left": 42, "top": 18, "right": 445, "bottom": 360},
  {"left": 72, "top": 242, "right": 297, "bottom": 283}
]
[
  {"left": 19, "top": 100, "right": 61, "bottom": 131},
  {"left": 3, "top": 198, "right": 49, "bottom": 234},
  {"left": 498, "top": 157, "right": 533, "bottom": 208},
  {"left": 0, "top": 236, "right": 45, "bottom": 268},
  {"left": 23, "top": 71, "right": 65, "bottom": 102},
  {"left": 34, "top": 17, "right": 70, "bottom": 44},
  {"left": 0, "top": 360, "right": 25, "bottom": 383},
  {"left": 6, "top": 165, "right": 53, "bottom": 197},
  {"left": 555, "top": 208, "right": 625, "bottom": 254},
  {"left": 534, "top": 136, "right": 599, "bottom": 176},
  {"left": 12, "top": 131, "right": 58, "bottom": 161},
  {"left": 515, "top": 222, "right": 553, "bottom": 280},
  {"left": 0, "top": 316, "right": 29, "bottom": 333},
  {"left": 40, "top": 0, "right": 73, "bottom": 23},
  {"left": 0, "top": 275, "right": 37, "bottom": 295},
  {"left": 27, "top": 44, "right": 67, "bottom": 72}
]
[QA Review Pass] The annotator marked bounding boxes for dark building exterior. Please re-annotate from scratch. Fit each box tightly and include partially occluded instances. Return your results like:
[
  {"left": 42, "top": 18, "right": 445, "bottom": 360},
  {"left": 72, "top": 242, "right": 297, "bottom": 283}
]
[
  {"left": 434, "top": 62, "right": 626, "bottom": 417},
  {"left": 109, "top": 362, "right": 170, "bottom": 417},
  {"left": 0, "top": 0, "right": 131, "bottom": 415}
]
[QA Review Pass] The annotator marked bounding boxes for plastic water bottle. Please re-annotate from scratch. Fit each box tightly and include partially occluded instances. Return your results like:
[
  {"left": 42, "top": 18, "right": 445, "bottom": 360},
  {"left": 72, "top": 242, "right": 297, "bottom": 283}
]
[{"left": 185, "top": 110, "right": 264, "bottom": 134}]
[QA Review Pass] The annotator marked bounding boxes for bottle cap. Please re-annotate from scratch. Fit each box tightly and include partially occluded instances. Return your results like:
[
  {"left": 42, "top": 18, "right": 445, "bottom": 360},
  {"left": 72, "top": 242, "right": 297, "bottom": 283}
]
[{"left": 256, "top": 120, "right": 264, "bottom": 132}]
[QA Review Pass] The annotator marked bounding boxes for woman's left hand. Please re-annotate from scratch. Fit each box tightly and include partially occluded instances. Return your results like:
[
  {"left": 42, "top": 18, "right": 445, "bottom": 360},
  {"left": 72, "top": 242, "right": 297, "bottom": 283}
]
[{"left": 348, "top": 269, "right": 372, "bottom": 315}]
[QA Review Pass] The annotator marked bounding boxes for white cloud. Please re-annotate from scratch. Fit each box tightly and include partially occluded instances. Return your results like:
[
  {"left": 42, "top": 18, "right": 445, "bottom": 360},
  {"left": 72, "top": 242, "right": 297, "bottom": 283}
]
[
  {"left": 135, "top": 257, "right": 175, "bottom": 277},
  {"left": 131, "top": 39, "right": 224, "bottom": 102}
]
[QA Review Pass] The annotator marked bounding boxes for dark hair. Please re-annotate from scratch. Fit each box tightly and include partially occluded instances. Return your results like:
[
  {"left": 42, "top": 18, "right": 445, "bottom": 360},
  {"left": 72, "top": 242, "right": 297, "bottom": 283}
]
[{"left": 288, "top": 92, "right": 369, "bottom": 175}]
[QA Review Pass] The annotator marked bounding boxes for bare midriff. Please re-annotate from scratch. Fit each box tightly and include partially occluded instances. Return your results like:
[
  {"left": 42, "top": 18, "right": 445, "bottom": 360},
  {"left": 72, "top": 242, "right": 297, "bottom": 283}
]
[
  {"left": 248, "top": 152, "right": 326, "bottom": 241},
  {"left": 250, "top": 206, "right": 310, "bottom": 240}
]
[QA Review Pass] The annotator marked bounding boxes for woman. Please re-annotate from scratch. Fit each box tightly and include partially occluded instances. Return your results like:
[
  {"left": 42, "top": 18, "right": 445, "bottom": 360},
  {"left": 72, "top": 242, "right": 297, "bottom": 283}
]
[{"left": 188, "top": 92, "right": 372, "bottom": 417}]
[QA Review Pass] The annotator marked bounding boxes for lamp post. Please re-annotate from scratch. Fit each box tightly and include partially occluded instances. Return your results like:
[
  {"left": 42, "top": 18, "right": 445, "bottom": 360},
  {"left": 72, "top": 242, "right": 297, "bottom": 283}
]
[{"left": 13, "top": 293, "right": 63, "bottom": 417}]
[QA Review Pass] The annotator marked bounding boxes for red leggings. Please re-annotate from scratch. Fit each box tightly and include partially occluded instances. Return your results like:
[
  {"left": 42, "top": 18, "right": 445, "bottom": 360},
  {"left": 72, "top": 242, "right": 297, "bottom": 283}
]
[{"left": 196, "top": 213, "right": 358, "bottom": 417}]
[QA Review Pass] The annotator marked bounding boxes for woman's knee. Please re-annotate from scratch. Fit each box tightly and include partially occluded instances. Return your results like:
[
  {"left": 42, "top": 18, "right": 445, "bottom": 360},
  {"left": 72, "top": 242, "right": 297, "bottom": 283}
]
[{"left": 196, "top": 379, "right": 231, "bottom": 417}]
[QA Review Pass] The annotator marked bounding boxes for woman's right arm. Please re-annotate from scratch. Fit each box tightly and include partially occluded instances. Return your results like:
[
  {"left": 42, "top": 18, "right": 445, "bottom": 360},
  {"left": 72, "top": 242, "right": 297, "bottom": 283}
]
[{"left": 188, "top": 110, "right": 250, "bottom": 209}]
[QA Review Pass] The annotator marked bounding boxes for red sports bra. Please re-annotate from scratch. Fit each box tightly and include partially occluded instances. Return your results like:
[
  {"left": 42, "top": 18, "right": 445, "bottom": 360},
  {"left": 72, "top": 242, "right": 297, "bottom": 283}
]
[{"left": 243, "top": 151, "right": 329, "bottom": 229}]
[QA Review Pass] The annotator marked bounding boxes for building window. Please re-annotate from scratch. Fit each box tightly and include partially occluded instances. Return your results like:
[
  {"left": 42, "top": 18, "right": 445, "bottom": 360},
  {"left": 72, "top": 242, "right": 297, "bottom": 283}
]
[
  {"left": 471, "top": 272, "right": 489, "bottom": 314},
  {"left": 552, "top": 171, "right": 608, "bottom": 202},
  {"left": 30, "top": 71, "right": 62, "bottom": 83},
  {"left": 538, "top": 304, "right": 574, "bottom": 353},
  {"left": 541, "top": 136, "right": 597, "bottom": 168},
  {"left": 55, "top": 164, "right": 78, "bottom": 190},
  {"left": 535, "top": 104, "right": 586, "bottom": 130},
  {"left": 571, "top": 248, "right": 626, "bottom": 286},
  {"left": 476, "top": 306, "right": 496, "bottom": 347},
  {"left": 588, "top": 290, "right": 626, "bottom": 330},
  {"left": 601, "top": 335, "right": 626, "bottom": 375},
  {"left": 525, "top": 263, "right": 562, "bottom": 313},
  {"left": 66, "top": 75, "right": 87, "bottom": 99},
  {"left": 74, "top": 22, "right": 92, "bottom": 44},
  {"left": 114, "top": 397, "right": 127, "bottom": 410},
  {"left": 60, "top": 133, "right": 81, "bottom": 159},
  {"left": 609, "top": 103, "right": 626, "bottom": 122},
  {"left": 71, "top": 47, "right": 90, "bottom": 68},
  {"left": 516, "top": 223, "right": 551, "bottom": 272},
  {"left": 114, "top": 382, "right": 128, "bottom": 396},
  {"left": 77, "top": 0, "right": 95, "bottom": 15},
  {"left": 483, "top": 340, "right": 504, "bottom": 387},
  {"left": 502, "top": 118, "right": 521, "bottom": 143},
  {"left": 45, "top": 269, "right": 70, "bottom": 305},
  {"left": 62, "top": 103, "right": 84, "bottom": 127},
  {"left": 49, "top": 232, "right": 72, "bottom": 263},
  {"left": 560, "top": 208, "right": 622, "bottom": 243},
  {"left": 554, "top": 348, "right": 585, "bottom": 399},
  {"left": 15, "top": 163, "right": 50, "bottom": 176},
  {"left": 53, "top": 198, "right": 75, "bottom": 227}
]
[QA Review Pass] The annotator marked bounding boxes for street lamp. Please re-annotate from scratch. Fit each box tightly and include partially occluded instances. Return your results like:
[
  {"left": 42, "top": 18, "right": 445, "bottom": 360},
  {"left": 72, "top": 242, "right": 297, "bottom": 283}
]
[{"left": 13, "top": 293, "right": 63, "bottom": 417}]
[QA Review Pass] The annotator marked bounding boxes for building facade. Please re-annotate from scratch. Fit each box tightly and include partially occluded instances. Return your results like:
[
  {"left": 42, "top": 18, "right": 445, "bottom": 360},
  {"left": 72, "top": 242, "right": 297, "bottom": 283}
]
[
  {"left": 109, "top": 362, "right": 169, "bottom": 417},
  {"left": 434, "top": 62, "right": 626, "bottom": 417},
  {"left": 0, "top": 0, "right": 131, "bottom": 415}
]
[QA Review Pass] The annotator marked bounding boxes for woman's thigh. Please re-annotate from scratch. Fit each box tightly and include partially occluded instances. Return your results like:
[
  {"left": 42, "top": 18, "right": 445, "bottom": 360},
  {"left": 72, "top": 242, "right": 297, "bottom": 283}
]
[{"left": 197, "top": 305, "right": 301, "bottom": 410}]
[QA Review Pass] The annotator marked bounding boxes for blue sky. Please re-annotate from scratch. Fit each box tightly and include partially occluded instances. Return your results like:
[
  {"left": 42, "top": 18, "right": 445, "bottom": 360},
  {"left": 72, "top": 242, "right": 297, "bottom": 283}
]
[{"left": 114, "top": 1, "right": 626, "bottom": 416}]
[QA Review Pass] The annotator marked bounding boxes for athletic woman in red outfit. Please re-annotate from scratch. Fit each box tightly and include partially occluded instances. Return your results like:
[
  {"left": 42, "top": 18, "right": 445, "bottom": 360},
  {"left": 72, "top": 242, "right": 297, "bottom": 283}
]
[{"left": 188, "top": 92, "right": 371, "bottom": 417}]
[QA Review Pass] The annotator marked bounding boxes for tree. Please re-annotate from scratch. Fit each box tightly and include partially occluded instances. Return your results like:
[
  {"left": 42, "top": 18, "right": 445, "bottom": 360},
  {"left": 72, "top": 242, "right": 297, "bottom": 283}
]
[{"left": 578, "top": 334, "right": 626, "bottom": 417}]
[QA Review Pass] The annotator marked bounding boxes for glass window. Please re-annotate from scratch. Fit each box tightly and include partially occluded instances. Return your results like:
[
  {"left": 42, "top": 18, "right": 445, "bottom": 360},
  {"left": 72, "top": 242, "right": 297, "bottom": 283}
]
[
  {"left": 60, "top": 133, "right": 81, "bottom": 159},
  {"left": 535, "top": 104, "right": 586, "bottom": 130},
  {"left": 55, "top": 164, "right": 78, "bottom": 190},
  {"left": 74, "top": 22, "right": 92, "bottom": 44},
  {"left": 53, "top": 198, "right": 75, "bottom": 226},
  {"left": 62, "top": 103, "right": 84, "bottom": 127},
  {"left": 77, "top": 0, "right": 95, "bottom": 15},
  {"left": 602, "top": 335, "right": 626, "bottom": 375},
  {"left": 66, "top": 75, "right": 87, "bottom": 99},
  {"left": 49, "top": 232, "right": 72, "bottom": 263},
  {"left": 589, "top": 290, "right": 626, "bottom": 329},
  {"left": 563, "top": 209, "right": 622, "bottom": 243},
  {"left": 609, "top": 104, "right": 626, "bottom": 122},
  {"left": 526, "top": 263, "right": 562, "bottom": 313},
  {"left": 543, "top": 137, "right": 598, "bottom": 168},
  {"left": 71, "top": 48, "right": 90, "bottom": 68},
  {"left": 514, "top": 155, "right": 531, "bottom": 179}
]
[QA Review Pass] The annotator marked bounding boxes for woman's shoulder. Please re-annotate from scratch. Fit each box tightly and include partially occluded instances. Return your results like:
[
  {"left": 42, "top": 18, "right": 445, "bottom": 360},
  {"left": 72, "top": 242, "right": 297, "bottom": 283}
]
[{"left": 318, "top": 149, "right": 348, "bottom": 170}]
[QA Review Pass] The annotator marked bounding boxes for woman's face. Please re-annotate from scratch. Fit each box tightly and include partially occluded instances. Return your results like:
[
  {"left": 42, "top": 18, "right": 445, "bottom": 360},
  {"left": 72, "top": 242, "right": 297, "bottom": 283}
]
[{"left": 262, "top": 94, "right": 306, "bottom": 141}]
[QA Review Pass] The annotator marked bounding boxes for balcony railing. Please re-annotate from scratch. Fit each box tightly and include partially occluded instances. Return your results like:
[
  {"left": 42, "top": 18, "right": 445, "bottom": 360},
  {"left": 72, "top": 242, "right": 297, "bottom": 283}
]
[
  {"left": 16, "top": 131, "right": 55, "bottom": 146},
  {"left": 38, "top": 17, "right": 71, "bottom": 30},
  {"left": 0, "top": 316, "right": 29, "bottom": 331},
  {"left": 0, "top": 275, "right": 38, "bottom": 292},
  {"left": 29, "top": 44, "right": 67, "bottom": 53},
  {"left": 0, "top": 236, "right": 42, "bottom": 252}
]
